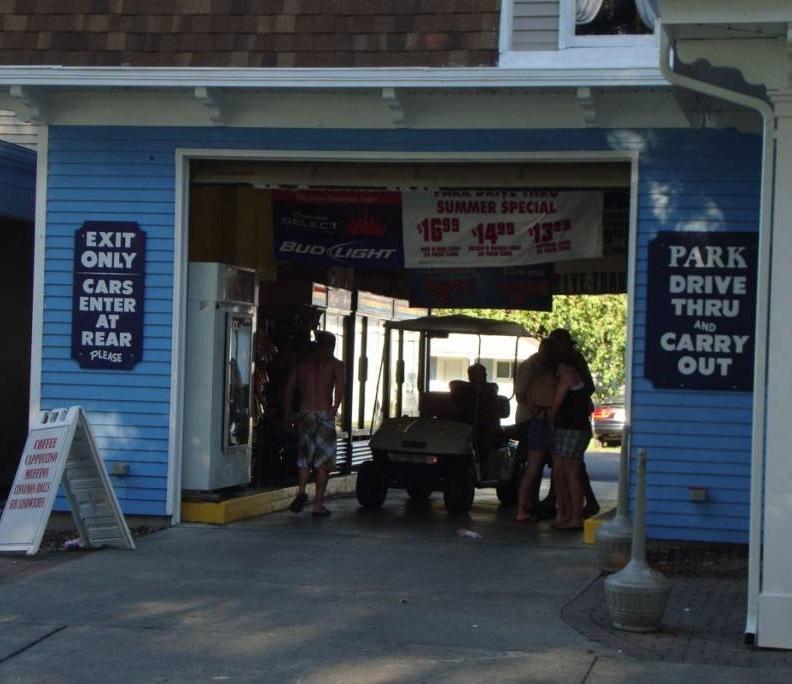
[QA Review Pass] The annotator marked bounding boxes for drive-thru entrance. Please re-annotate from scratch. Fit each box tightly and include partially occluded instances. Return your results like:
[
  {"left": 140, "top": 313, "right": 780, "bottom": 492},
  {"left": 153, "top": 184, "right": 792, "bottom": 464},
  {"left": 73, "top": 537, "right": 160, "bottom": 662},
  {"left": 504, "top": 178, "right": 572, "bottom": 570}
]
[{"left": 179, "top": 155, "right": 632, "bottom": 519}]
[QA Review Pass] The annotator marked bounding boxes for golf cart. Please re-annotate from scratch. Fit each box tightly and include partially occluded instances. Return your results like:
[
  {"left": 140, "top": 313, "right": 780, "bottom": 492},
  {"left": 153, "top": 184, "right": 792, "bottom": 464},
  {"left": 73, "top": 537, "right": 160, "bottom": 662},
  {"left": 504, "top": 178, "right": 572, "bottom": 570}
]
[{"left": 355, "top": 314, "right": 533, "bottom": 515}]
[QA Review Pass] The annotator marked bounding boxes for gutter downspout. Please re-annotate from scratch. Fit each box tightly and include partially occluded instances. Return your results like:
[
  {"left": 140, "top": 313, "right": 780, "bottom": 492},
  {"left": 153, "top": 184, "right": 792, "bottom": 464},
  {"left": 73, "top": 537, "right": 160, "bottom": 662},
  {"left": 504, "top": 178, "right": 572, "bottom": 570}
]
[{"left": 659, "top": 24, "right": 776, "bottom": 643}]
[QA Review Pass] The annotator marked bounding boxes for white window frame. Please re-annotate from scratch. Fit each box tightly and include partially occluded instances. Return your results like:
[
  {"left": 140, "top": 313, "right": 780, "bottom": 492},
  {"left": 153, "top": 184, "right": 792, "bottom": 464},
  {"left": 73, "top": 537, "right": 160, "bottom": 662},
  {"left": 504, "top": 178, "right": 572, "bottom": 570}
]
[{"left": 558, "top": 0, "right": 658, "bottom": 50}]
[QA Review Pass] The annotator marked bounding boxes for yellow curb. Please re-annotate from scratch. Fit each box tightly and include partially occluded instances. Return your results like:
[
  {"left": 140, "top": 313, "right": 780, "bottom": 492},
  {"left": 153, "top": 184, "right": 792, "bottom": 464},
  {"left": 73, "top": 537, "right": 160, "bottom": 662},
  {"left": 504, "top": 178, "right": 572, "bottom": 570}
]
[
  {"left": 181, "top": 474, "right": 357, "bottom": 525},
  {"left": 583, "top": 506, "right": 616, "bottom": 545}
]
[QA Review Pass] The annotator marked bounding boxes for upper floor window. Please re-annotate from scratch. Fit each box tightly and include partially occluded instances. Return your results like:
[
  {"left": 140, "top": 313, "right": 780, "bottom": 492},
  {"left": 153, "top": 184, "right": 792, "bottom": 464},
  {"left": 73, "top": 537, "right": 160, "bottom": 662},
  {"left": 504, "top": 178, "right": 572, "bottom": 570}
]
[{"left": 560, "top": 0, "right": 658, "bottom": 48}]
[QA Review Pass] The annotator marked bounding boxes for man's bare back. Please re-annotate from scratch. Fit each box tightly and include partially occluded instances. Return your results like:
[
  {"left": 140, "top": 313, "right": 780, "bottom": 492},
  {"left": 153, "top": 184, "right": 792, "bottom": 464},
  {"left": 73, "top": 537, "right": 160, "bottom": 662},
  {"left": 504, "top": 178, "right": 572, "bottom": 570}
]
[
  {"left": 283, "top": 332, "right": 346, "bottom": 426},
  {"left": 294, "top": 352, "right": 344, "bottom": 415}
]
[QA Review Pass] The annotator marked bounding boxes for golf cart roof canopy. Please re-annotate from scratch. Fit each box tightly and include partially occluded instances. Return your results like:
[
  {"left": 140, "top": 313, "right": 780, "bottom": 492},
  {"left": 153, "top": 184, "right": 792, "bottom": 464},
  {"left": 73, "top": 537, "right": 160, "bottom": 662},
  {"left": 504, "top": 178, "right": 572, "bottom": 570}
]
[{"left": 386, "top": 314, "right": 530, "bottom": 337}]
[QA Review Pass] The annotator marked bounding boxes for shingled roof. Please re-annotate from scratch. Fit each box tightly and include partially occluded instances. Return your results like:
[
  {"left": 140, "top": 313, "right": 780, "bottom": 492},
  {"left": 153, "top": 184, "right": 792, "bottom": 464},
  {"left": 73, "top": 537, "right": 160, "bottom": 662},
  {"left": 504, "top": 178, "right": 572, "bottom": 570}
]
[{"left": 0, "top": 0, "right": 500, "bottom": 68}]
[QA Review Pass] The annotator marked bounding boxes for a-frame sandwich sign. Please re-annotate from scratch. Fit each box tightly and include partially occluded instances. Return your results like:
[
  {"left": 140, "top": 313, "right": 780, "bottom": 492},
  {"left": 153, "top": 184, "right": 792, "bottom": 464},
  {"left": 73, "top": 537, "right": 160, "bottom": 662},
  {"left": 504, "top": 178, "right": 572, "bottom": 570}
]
[{"left": 0, "top": 407, "right": 135, "bottom": 555}]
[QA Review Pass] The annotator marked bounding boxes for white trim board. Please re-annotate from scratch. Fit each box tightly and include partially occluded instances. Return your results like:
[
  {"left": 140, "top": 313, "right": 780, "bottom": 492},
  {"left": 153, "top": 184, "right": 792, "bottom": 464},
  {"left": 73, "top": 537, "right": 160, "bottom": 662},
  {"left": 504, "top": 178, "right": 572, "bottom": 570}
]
[
  {"left": 662, "top": 0, "right": 792, "bottom": 25},
  {"left": 178, "top": 150, "right": 638, "bottom": 163},
  {"left": 499, "top": 46, "right": 661, "bottom": 70},
  {"left": 0, "top": 89, "right": 695, "bottom": 130},
  {"left": 168, "top": 147, "right": 640, "bottom": 521},
  {"left": 167, "top": 153, "right": 190, "bottom": 522},
  {"left": 498, "top": 0, "right": 515, "bottom": 57},
  {"left": 28, "top": 124, "right": 47, "bottom": 428}
]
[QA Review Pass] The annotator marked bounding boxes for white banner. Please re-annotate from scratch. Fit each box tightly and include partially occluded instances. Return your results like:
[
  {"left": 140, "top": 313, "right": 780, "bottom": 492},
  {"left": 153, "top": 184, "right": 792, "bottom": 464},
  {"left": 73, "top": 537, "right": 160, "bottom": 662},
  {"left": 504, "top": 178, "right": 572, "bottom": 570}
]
[{"left": 402, "top": 189, "right": 603, "bottom": 268}]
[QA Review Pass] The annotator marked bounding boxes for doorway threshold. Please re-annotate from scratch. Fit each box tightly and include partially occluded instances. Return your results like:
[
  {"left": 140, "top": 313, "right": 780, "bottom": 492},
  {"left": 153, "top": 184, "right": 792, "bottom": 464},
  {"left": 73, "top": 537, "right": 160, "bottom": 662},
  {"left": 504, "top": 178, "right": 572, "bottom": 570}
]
[{"left": 181, "top": 474, "right": 357, "bottom": 525}]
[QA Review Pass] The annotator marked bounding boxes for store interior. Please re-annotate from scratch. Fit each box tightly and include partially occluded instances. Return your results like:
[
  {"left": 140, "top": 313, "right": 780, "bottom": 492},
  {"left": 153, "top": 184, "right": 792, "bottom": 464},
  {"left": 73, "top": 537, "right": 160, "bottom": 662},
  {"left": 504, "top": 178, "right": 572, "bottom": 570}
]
[
  {"left": 182, "top": 160, "right": 630, "bottom": 497},
  {"left": 0, "top": 216, "right": 33, "bottom": 500}
]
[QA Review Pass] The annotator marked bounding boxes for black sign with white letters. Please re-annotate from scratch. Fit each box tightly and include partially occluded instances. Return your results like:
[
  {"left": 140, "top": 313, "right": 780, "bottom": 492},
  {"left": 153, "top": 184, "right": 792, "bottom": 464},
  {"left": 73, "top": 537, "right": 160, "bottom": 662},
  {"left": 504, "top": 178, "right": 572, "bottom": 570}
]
[
  {"left": 71, "top": 222, "right": 145, "bottom": 370},
  {"left": 645, "top": 231, "right": 757, "bottom": 391}
]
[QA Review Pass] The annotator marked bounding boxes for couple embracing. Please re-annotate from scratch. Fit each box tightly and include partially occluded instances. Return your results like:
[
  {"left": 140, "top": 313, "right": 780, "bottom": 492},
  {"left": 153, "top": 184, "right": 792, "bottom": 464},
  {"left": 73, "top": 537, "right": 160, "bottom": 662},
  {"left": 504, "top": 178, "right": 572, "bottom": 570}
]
[{"left": 514, "top": 329, "right": 598, "bottom": 530}]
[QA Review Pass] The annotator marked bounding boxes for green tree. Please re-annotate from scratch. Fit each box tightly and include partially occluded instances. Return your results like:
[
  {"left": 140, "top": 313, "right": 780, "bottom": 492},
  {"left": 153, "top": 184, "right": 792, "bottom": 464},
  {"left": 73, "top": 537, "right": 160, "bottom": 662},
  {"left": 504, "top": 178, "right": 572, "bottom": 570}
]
[{"left": 442, "top": 295, "right": 627, "bottom": 399}]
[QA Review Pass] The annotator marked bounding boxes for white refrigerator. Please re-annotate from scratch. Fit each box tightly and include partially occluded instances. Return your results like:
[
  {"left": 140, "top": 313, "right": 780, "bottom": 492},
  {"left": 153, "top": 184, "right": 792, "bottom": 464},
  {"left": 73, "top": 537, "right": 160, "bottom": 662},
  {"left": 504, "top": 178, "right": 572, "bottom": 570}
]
[{"left": 182, "top": 262, "right": 257, "bottom": 491}]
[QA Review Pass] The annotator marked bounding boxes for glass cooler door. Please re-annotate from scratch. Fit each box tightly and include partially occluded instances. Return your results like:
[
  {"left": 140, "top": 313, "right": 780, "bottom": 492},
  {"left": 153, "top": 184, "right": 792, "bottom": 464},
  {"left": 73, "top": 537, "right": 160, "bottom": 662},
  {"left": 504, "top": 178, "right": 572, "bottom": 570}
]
[{"left": 224, "top": 313, "right": 254, "bottom": 449}]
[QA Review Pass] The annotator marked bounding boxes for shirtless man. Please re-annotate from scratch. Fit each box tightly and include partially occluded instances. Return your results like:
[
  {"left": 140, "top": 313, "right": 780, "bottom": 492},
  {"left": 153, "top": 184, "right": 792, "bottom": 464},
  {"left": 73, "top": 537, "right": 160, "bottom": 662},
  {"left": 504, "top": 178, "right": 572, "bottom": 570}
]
[
  {"left": 283, "top": 331, "right": 345, "bottom": 517},
  {"left": 514, "top": 338, "right": 559, "bottom": 521}
]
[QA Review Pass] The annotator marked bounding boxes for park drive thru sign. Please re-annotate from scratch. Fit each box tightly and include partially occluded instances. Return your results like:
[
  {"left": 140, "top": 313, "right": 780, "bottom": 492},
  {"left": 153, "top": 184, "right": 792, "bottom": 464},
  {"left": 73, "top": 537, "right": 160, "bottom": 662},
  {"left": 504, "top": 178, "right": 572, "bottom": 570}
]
[{"left": 0, "top": 407, "right": 135, "bottom": 555}]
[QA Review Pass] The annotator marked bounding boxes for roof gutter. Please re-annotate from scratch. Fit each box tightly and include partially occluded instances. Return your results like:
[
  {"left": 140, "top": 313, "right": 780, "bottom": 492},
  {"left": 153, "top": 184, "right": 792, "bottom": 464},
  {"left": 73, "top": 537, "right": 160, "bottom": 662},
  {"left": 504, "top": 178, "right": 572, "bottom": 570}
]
[
  {"left": 0, "top": 65, "right": 666, "bottom": 89},
  {"left": 659, "top": 22, "right": 775, "bottom": 645}
]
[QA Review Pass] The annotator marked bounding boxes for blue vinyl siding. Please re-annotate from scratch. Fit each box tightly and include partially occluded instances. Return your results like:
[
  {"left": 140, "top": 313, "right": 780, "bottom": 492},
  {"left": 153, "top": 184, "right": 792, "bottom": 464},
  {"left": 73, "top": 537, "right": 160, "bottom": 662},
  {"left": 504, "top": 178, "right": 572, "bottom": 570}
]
[
  {"left": 45, "top": 128, "right": 177, "bottom": 516},
  {"left": 629, "top": 132, "right": 760, "bottom": 542},
  {"left": 43, "top": 126, "right": 761, "bottom": 535}
]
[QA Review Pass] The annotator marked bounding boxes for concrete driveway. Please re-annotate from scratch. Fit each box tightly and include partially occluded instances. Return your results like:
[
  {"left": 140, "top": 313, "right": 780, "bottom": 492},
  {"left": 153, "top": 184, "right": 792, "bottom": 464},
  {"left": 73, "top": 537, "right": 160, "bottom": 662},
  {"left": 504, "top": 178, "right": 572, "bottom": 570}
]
[
  {"left": 1, "top": 484, "right": 781, "bottom": 683},
  {"left": 0, "top": 491, "right": 599, "bottom": 683}
]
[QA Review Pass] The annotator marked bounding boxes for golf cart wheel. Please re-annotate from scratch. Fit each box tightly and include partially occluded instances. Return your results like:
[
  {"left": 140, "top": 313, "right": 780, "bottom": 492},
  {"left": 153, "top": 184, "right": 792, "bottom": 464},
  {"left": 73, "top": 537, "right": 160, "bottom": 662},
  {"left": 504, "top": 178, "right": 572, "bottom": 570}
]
[
  {"left": 356, "top": 461, "right": 387, "bottom": 509},
  {"left": 443, "top": 468, "right": 475, "bottom": 515},
  {"left": 495, "top": 480, "right": 519, "bottom": 507},
  {"left": 405, "top": 479, "right": 433, "bottom": 501}
]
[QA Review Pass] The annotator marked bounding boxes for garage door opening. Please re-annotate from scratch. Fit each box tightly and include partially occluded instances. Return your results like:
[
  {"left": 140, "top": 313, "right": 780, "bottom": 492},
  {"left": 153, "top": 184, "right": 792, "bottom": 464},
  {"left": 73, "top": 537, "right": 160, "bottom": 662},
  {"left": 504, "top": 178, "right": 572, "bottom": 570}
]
[{"left": 179, "top": 156, "right": 632, "bottom": 522}]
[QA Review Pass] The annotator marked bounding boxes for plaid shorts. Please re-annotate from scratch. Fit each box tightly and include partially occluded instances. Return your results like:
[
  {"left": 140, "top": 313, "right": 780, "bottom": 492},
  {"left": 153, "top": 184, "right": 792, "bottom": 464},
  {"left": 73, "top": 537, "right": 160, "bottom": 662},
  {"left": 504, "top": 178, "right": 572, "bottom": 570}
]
[
  {"left": 553, "top": 428, "right": 590, "bottom": 460},
  {"left": 295, "top": 410, "right": 337, "bottom": 470}
]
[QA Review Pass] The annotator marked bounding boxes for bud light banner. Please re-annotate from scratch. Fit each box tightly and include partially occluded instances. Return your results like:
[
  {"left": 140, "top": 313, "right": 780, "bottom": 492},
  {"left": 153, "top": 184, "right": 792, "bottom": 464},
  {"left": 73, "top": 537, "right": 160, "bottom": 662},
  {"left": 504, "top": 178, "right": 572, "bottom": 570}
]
[
  {"left": 645, "top": 231, "right": 757, "bottom": 391},
  {"left": 409, "top": 264, "right": 554, "bottom": 310},
  {"left": 273, "top": 190, "right": 404, "bottom": 269},
  {"left": 71, "top": 221, "right": 145, "bottom": 370},
  {"left": 402, "top": 189, "right": 603, "bottom": 268}
]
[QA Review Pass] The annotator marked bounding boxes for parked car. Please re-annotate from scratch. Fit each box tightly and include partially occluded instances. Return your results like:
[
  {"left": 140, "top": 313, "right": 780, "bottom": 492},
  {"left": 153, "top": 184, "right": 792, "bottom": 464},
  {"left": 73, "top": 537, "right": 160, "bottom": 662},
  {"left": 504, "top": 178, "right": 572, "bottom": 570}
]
[{"left": 592, "top": 396, "right": 625, "bottom": 447}]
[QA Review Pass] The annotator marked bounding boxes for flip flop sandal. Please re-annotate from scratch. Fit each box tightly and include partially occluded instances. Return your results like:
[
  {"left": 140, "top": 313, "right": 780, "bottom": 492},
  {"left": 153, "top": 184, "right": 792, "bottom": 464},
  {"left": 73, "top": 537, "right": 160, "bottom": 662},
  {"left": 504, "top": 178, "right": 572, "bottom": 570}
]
[
  {"left": 289, "top": 492, "right": 308, "bottom": 513},
  {"left": 312, "top": 507, "right": 332, "bottom": 518}
]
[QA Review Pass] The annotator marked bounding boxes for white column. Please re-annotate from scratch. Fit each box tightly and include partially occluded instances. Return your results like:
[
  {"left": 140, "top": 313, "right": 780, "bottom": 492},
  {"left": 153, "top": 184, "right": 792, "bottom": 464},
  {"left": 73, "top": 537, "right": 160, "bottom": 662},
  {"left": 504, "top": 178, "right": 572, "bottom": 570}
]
[{"left": 759, "top": 91, "right": 792, "bottom": 649}]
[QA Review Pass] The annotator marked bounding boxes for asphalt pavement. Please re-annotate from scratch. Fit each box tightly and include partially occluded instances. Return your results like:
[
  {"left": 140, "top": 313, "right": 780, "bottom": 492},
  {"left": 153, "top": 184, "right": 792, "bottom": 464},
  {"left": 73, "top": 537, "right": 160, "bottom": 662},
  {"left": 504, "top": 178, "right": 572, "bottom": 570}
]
[
  {"left": 1, "top": 468, "right": 787, "bottom": 683},
  {"left": 582, "top": 445, "right": 620, "bottom": 483}
]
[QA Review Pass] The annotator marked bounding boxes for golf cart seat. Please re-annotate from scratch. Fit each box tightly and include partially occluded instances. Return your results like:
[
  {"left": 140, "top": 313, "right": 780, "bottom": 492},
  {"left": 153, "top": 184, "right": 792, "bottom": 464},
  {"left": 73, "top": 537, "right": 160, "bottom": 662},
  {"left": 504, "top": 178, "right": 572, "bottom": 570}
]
[
  {"left": 448, "top": 380, "right": 509, "bottom": 424},
  {"left": 419, "top": 391, "right": 463, "bottom": 420},
  {"left": 446, "top": 381, "right": 510, "bottom": 456},
  {"left": 495, "top": 395, "right": 510, "bottom": 420}
]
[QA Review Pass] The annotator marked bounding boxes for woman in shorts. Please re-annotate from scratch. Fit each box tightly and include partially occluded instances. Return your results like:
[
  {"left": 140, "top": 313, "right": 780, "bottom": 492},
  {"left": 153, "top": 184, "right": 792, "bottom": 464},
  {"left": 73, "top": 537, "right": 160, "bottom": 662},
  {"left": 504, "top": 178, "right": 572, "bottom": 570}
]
[{"left": 549, "top": 354, "right": 593, "bottom": 530}]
